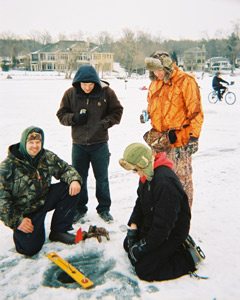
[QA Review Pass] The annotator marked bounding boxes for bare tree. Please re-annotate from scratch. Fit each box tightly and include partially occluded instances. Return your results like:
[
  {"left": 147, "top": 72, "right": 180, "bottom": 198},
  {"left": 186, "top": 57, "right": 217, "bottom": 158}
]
[
  {"left": 64, "top": 44, "right": 87, "bottom": 79},
  {"left": 95, "top": 31, "right": 114, "bottom": 51},
  {"left": 0, "top": 31, "right": 18, "bottom": 40},
  {"left": 39, "top": 30, "right": 52, "bottom": 45},
  {"left": 69, "top": 31, "right": 84, "bottom": 41},
  {"left": 27, "top": 30, "right": 42, "bottom": 49},
  {"left": 58, "top": 33, "right": 68, "bottom": 41},
  {"left": 114, "top": 29, "right": 137, "bottom": 77},
  {"left": 233, "top": 20, "right": 240, "bottom": 39},
  {"left": 227, "top": 32, "right": 240, "bottom": 73}
]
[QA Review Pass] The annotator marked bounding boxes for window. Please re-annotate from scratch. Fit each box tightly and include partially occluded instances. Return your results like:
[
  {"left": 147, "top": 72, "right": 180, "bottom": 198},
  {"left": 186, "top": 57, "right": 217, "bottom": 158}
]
[
  {"left": 32, "top": 54, "right": 38, "bottom": 61},
  {"left": 60, "top": 54, "right": 68, "bottom": 60},
  {"left": 48, "top": 55, "right": 55, "bottom": 61}
]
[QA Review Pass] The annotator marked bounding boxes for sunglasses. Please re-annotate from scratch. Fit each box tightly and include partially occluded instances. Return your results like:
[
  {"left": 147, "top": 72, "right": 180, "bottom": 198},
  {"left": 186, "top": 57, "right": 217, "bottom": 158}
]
[{"left": 132, "top": 168, "right": 138, "bottom": 172}]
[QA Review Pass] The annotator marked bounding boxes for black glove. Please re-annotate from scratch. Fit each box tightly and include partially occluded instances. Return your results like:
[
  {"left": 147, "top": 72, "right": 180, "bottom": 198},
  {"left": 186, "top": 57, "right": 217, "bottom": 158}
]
[
  {"left": 128, "top": 238, "right": 148, "bottom": 266},
  {"left": 72, "top": 109, "right": 88, "bottom": 125},
  {"left": 123, "top": 229, "right": 139, "bottom": 252},
  {"left": 185, "top": 136, "right": 198, "bottom": 155},
  {"left": 168, "top": 130, "right": 177, "bottom": 144}
]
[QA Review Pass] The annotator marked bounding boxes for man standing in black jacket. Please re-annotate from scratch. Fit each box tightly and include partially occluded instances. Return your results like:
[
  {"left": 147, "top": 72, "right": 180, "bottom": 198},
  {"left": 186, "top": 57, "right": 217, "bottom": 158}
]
[
  {"left": 57, "top": 65, "right": 123, "bottom": 223},
  {"left": 119, "top": 143, "right": 205, "bottom": 281}
]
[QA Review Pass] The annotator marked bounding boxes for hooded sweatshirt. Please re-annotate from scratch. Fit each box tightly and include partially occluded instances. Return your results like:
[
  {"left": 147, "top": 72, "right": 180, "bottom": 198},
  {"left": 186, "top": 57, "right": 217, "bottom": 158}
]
[
  {"left": 57, "top": 65, "right": 123, "bottom": 145},
  {"left": 72, "top": 65, "right": 103, "bottom": 98},
  {"left": 18, "top": 126, "right": 44, "bottom": 167}
]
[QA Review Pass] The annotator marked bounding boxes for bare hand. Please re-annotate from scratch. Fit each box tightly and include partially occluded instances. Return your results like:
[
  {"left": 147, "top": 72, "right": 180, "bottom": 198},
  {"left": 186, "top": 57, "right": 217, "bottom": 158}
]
[
  {"left": 130, "top": 223, "right": 138, "bottom": 230},
  {"left": 69, "top": 180, "right": 81, "bottom": 196},
  {"left": 17, "top": 217, "right": 34, "bottom": 233}
]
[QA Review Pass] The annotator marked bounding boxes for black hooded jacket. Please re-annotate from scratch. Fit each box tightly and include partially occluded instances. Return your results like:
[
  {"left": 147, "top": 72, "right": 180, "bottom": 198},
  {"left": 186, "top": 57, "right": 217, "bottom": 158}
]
[{"left": 56, "top": 65, "right": 123, "bottom": 145}]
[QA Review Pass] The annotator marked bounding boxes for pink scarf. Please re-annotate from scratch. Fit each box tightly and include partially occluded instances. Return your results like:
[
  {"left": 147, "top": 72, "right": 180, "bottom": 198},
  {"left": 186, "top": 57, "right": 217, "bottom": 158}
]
[{"left": 140, "top": 152, "right": 174, "bottom": 183}]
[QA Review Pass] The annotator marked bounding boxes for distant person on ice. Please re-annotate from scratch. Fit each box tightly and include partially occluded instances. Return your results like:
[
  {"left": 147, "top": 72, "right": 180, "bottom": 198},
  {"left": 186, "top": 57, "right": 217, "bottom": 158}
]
[
  {"left": 141, "top": 51, "right": 204, "bottom": 209},
  {"left": 212, "top": 72, "right": 229, "bottom": 100},
  {"left": 0, "top": 126, "right": 82, "bottom": 256},
  {"left": 57, "top": 65, "right": 123, "bottom": 223},
  {"left": 119, "top": 143, "right": 205, "bottom": 281}
]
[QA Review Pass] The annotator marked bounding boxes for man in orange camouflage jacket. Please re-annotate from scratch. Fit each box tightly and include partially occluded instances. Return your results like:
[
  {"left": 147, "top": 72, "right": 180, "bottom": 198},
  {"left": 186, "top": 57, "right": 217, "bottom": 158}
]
[{"left": 142, "top": 51, "right": 204, "bottom": 209}]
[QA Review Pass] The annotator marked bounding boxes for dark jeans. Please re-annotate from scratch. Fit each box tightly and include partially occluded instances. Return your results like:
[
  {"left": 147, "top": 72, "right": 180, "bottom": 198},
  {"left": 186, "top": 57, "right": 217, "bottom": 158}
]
[
  {"left": 13, "top": 182, "right": 78, "bottom": 256},
  {"left": 72, "top": 142, "right": 111, "bottom": 214},
  {"left": 214, "top": 86, "right": 227, "bottom": 100}
]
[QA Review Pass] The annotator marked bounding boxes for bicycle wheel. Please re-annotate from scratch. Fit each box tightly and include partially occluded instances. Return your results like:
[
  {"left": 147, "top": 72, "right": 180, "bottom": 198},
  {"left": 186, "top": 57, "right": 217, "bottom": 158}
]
[
  {"left": 225, "top": 92, "right": 236, "bottom": 105},
  {"left": 208, "top": 91, "right": 218, "bottom": 104}
]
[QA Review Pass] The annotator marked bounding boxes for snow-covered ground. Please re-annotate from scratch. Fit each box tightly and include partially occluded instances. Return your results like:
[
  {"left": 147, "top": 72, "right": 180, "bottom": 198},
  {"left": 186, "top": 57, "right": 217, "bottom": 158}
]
[{"left": 0, "top": 70, "right": 240, "bottom": 300}]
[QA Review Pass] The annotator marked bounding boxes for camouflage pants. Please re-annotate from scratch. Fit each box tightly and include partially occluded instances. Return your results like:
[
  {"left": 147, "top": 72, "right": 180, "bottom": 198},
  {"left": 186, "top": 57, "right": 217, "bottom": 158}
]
[
  {"left": 143, "top": 129, "right": 194, "bottom": 209},
  {"left": 166, "top": 147, "right": 193, "bottom": 209}
]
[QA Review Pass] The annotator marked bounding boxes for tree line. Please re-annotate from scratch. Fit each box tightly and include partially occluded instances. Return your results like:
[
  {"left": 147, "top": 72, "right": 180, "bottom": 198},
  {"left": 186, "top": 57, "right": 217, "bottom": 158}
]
[{"left": 0, "top": 28, "right": 239, "bottom": 75}]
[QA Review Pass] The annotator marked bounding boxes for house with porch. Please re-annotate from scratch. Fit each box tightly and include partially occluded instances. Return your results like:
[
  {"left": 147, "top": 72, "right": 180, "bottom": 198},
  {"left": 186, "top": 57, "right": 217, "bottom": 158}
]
[
  {"left": 29, "top": 41, "right": 114, "bottom": 74},
  {"left": 183, "top": 46, "right": 206, "bottom": 71},
  {"left": 205, "top": 57, "right": 231, "bottom": 73}
]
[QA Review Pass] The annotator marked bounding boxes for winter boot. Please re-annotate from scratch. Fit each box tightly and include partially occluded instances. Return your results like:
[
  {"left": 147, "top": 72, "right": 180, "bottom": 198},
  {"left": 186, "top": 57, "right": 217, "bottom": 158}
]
[
  {"left": 49, "top": 231, "right": 76, "bottom": 245},
  {"left": 98, "top": 211, "right": 113, "bottom": 222}
]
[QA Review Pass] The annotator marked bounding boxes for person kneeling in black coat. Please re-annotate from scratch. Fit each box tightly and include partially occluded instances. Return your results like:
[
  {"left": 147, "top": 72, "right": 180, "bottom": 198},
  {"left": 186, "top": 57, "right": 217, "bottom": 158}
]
[{"left": 119, "top": 143, "right": 205, "bottom": 282}]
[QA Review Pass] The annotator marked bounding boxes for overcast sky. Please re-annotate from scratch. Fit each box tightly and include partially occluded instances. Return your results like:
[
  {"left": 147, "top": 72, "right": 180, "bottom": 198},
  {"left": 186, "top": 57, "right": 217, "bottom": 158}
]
[{"left": 0, "top": 0, "right": 240, "bottom": 41}]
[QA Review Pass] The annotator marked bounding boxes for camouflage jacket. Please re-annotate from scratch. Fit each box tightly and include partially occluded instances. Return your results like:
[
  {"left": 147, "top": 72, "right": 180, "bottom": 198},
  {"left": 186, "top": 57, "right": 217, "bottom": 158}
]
[{"left": 0, "top": 143, "right": 82, "bottom": 229}]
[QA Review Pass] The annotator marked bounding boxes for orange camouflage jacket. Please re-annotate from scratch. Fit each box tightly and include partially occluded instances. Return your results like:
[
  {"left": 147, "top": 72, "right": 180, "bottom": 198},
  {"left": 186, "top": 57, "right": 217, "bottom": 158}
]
[{"left": 147, "top": 65, "right": 204, "bottom": 147}]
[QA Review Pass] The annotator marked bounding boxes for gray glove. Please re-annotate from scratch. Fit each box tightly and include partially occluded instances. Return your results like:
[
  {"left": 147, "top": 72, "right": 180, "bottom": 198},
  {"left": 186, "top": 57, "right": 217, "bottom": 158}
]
[{"left": 185, "top": 137, "right": 199, "bottom": 155}]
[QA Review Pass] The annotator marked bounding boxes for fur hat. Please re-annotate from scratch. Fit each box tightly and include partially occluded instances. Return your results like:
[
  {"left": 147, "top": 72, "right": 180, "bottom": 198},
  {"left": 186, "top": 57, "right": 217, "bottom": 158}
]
[
  {"left": 119, "top": 143, "right": 154, "bottom": 181},
  {"left": 145, "top": 51, "right": 174, "bottom": 83}
]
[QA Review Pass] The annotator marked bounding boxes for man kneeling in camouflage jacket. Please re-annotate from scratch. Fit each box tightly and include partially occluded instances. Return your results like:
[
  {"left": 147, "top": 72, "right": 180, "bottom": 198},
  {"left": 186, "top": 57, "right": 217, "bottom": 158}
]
[{"left": 0, "top": 126, "right": 82, "bottom": 256}]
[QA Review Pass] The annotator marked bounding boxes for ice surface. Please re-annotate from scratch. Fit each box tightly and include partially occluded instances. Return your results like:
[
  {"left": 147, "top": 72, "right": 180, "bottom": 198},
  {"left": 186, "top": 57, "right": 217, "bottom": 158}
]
[{"left": 0, "top": 70, "right": 240, "bottom": 299}]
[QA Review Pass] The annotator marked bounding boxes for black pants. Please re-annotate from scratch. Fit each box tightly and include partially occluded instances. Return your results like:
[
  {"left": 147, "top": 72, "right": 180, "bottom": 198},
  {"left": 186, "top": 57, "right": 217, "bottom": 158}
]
[
  {"left": 214, "top": 86, "right": 227, "bottom": 100},
  {"left": 124, "top": 237, "right": 195, "bottom": 282},
  {"left": 13, "top": 182, "right": 78, "bottom": 256}
]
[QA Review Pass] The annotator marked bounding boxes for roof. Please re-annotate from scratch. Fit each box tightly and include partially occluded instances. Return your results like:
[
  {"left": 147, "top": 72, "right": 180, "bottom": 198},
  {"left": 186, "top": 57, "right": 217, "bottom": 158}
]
[
  {"left": 31, "top": 41, "right": 98, "bottom": 54},
  {"left": 207, "top": 57, "right": 230, "bottom": 63},
  {"left": 184, "top": 47, "right": 206, "bottom": 54}
]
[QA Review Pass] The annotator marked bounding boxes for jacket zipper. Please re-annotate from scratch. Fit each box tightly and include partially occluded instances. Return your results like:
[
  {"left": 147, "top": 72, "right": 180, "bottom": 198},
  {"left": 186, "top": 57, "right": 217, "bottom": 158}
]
[
  {"left": 86, "top": 97, "right": 89, "bottom": 144},
  {"left": 36, "top": 169, "right": 41, "bottom": 180},
  {"left": 23, "top": 160, "right": 41, "bottom": 180}
]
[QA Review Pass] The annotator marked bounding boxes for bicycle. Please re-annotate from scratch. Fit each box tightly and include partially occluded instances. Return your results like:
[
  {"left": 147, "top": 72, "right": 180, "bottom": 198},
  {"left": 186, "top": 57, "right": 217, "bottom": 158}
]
[{"left": 208, "top": 84, "right": 236, "bottom": 105}]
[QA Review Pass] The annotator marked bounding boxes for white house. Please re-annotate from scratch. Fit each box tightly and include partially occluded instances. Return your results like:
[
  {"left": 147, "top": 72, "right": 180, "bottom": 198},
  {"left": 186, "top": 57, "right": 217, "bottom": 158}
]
[{"left": 206, "top": 57, "right": 231, "bottom": 73}]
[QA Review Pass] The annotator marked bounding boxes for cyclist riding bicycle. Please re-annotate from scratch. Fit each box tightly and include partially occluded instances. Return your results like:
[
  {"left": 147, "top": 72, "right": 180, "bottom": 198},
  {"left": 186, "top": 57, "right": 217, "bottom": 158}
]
[{"left": 212, "top": 72, "right": 229, "bottom": 101}]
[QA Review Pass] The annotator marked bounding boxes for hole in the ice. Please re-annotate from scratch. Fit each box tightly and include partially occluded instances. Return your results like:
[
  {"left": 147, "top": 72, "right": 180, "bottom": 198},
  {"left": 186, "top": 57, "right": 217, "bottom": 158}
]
[{"left": 42, "top": 251, "right": 115, "bottom": 289}]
